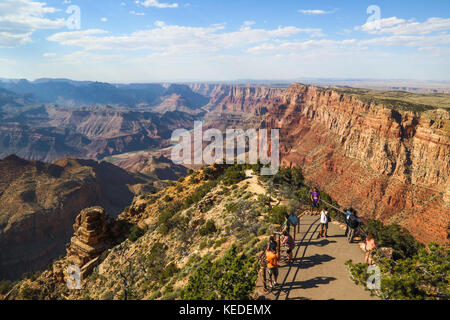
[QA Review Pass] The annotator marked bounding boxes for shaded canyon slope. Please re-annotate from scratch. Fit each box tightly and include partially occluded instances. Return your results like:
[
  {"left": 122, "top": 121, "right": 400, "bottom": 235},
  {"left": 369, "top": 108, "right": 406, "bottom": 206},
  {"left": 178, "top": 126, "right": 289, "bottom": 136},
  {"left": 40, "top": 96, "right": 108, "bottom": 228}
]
[{"left": 0, "top": 155, "right": 153, "bottom": 280}]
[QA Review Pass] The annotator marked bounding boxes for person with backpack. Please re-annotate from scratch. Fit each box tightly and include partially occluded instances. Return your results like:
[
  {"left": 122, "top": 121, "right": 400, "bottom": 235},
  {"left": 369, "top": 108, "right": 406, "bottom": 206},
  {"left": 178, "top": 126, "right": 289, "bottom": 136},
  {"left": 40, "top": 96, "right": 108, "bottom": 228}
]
[
  {"left": 265, "top": 246, "right": 280, "bottom": 288},
  {"left": 282, "top": 214, "right": 291, "bottom": 233},
  {"left": 344, "top": 208, "right": 354, "bottom": 237},
  {"left": 347, "top": 210, "right": 360, "bottom": 243},
  {"left": 318, "top": 207, "right": 330, "bottom": 238},
  {"left": 310, "top": 187, "right": 321, "bottom": 215},
  {"left": 281, "top": 231, "right": 295, "bottom": 264}
]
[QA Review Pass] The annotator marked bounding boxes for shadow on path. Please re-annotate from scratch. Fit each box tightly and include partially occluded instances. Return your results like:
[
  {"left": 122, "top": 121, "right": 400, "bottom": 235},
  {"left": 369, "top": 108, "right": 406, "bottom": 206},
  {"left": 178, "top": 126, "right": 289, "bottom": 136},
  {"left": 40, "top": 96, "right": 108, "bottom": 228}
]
[{"left": 278, "top": 276, "right": 337, "bottom": 292}]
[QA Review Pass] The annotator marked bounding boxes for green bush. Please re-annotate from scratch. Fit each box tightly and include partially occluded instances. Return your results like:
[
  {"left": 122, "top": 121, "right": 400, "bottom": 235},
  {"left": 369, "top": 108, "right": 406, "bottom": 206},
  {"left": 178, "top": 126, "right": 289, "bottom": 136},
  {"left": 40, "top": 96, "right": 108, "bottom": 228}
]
[
  {"left": 266, "top": 206, "right": 288, "bottom": 225},
  {"left": 181, "top": 245, "right": 259, "bottom": 300},
  {"left": 128, "top": 225, "right": 147, "bottom": 242},
  {"left": 221, "top": 165, "right": 246, "bottom": 186},
  {"left": 347, "top": 243, "right": 449, "bottom": 300},
  {"left": 199, "top": 220, "right": 217, "bottom": 236},
  {"left": 362, "top": 220, "right": 423, "bottom": 259}
]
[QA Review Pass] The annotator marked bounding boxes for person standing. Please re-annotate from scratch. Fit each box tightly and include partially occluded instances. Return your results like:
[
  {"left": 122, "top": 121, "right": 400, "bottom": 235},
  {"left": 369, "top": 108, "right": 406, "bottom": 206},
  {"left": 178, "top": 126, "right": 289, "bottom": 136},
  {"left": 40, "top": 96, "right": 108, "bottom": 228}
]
[
  {"left": 282, "top": 214, "right": 291, "bottom": 233},
  {"left": 345, "top": 208, "right": 353, "bottom": 236},
  {"left": 267, "top": 235, "right": 277, "bottom": 252},
  {"left": 364, "top": 234, "right": 377, "bottom": 265},
  {"left": 281, "top": 231, "right": 295, "bottom": 264},
  {"left": 310, "top": 187, "right": 321, "bottom": 215},
  {"left": 318, "top": 207, "right": 330, "bottom": 238},
  {"left": 347, "top": 210, "right": 360, "bottom": 243},
  {"left": 265, "top": 246, "right": 280, "bottom": 288}
]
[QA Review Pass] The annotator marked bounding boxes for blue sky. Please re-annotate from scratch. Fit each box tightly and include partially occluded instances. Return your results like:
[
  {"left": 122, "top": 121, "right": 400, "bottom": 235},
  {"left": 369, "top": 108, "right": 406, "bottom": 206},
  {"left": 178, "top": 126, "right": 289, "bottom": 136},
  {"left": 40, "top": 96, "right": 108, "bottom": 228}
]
[{"left": 0, "top": 0, "right": 449, "bottom": 82}]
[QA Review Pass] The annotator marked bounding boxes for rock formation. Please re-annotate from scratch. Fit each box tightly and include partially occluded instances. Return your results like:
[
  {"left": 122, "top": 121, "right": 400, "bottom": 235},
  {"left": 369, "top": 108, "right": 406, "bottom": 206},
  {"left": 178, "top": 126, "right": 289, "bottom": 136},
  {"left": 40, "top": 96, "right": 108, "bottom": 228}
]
[{"left": 66, "top": 207, "right": 110, "bottom": 267}]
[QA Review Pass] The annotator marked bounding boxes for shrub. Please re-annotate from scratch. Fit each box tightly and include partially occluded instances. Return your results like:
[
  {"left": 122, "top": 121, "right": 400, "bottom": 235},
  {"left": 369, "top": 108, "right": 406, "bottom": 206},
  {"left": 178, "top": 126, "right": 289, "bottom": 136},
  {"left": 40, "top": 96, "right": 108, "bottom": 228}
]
[
  {"left": 0, "top": 280, "right": 12, "bottom": 295},
  {"left": 199, "top": 220, "right": 217, "bottom": 236},
  {"left": 128, "top": 225, "right": 147, "bottom": 242},
  {"left": 222, "top": 166, "right": 246, "bottom": 186},
  {"left": 181, "top": 245, "right": 259, "bottom": 300},
  {"left": 362, "top": 220, "right": 423, "bottom": 259},
  {"left": 346, "top": 243, "right": 449, "bottom": 300},
  {"left": 266, "top": 206, "right": 288, "bottom": 225}
]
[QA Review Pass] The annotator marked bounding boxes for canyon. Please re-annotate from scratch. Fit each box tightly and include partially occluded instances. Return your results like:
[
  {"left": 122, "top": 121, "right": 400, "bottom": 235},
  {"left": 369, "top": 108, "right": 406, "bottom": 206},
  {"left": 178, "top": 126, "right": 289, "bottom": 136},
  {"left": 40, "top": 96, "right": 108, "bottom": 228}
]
[
  {"left": 190, "top": 83, "right": 449, "bottom": 245},
  {"left": 0, "top": 80, "right": 448, "bottom": 283}
]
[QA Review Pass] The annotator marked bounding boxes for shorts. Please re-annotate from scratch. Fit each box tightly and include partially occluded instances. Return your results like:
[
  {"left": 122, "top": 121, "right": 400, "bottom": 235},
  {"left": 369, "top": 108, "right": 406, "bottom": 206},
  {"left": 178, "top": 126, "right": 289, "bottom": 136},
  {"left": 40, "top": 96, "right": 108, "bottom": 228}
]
[
  {"left": 321, "top": 222, "right": 328, "bottom": 229},
  {"left": 268, "top": 267, "right": 278, "bottom": 278},
  {"left": 286, "top": 248, "right": 293, "bottom": 255},
  {"left": 311, "top": 201, "right": 319, "bottom": 208}
]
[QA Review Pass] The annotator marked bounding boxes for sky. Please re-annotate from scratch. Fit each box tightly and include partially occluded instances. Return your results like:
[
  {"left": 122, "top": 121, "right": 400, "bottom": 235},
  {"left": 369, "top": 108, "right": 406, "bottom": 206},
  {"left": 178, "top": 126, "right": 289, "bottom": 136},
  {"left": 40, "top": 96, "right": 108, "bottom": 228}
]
[{"left": 0, "top": 0, "right": 449, "bottom": 82}]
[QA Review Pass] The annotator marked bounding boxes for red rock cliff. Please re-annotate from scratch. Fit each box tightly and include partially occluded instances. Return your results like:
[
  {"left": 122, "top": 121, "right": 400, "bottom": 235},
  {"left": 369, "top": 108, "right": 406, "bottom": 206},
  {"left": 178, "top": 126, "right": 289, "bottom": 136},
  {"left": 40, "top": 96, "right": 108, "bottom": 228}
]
[{"left": 262, "top": 84, "right": 449, "bottom": 244}]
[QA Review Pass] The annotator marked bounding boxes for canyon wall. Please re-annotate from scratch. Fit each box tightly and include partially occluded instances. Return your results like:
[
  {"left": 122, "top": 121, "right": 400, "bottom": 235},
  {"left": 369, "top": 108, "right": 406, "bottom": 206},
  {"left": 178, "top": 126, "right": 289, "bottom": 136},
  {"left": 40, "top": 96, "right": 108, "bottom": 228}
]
[
  {"left": 203, "top": 83, "right": 449, "bottom": 244},
  {"left": 189, "top": 83, "right": 284, "bottom": 114}
]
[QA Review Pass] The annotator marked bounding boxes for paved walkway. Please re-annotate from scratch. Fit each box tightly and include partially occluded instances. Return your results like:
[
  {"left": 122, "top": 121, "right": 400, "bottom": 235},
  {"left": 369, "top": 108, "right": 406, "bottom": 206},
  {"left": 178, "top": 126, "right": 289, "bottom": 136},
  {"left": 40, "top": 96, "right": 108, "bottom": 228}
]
[{"left": 258, "top": 214, "right": 378, "bottom": 300}]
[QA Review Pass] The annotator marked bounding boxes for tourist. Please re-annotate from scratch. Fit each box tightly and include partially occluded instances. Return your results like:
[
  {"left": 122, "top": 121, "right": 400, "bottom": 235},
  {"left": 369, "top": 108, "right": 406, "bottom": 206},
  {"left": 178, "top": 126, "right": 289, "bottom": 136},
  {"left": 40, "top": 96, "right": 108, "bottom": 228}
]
[
  {"left": 266, "top": 246, "right": 280, "bottom": 288},
  {"left": 310, "top": 187, "right": 321, "bottom": 215},
  {"left": 318, "top": 207, "right": 330, "bottom": 238},
  {"left": 364, "top": 233, "right": 377, "bottom": 265},
  {"left": 281, "top": 231, "right": 295, "bottom": 264},
  {"left": 344, "top": 208, "right": 353, "bottom": 236},
  {"left": 282, "top": 214, "right": 291, "bottom": 233},
  {"left": 347, "top": 210, "right": 360, "bottom": 243},
  {"left": 267, "top": 235, "right": 277, "bottom": 252}
]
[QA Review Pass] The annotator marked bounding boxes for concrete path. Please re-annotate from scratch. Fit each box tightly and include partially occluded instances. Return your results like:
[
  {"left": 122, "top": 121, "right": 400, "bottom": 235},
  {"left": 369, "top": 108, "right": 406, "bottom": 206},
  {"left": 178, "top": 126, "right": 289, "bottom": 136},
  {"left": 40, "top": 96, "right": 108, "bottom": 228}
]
[{"left": 259, "top": 214, "right": 378, "bottom": 300}]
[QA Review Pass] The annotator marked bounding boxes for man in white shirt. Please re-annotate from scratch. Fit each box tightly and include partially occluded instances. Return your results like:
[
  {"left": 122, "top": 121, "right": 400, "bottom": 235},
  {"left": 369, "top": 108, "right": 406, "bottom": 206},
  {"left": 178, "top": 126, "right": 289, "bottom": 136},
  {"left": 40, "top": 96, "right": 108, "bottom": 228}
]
[{"left": 318, "top": 207, "right": 330, "bottom": 238}]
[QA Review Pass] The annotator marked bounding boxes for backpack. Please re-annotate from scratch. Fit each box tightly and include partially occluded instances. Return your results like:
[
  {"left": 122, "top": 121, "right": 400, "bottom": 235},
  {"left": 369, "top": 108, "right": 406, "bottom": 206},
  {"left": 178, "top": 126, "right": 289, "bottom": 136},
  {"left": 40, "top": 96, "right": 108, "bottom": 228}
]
[
  {"left": 288, "top": 213, "right": 299, "bottom": 226},
  {"left": 347, "top": 214, "right": 359, "bottom": 228}
]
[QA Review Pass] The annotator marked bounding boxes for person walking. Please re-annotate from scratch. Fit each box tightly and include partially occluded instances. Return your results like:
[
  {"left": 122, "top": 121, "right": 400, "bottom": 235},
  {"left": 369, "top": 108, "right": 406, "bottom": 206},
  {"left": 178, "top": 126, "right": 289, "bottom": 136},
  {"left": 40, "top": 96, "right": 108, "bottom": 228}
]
[
  {"left": 318, "top": 207, "right": 330, "bottom": 238},
  {"left": 281, "top": 231, "right": 295, "bottom": 264},
  {"left": 265, "top": 246, "right": 280, "bottom": 288},
  {"left": 310, "top": 187, "right": 321, "bottom": 215}
]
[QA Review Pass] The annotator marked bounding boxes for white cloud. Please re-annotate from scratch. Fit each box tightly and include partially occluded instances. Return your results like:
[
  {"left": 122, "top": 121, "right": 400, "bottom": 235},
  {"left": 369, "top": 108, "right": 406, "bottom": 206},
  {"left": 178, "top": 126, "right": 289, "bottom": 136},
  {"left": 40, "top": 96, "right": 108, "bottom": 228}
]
[
  {"left": 130, "top": 10, "right": 145, "bottom": 16},
  {"left": 47, "top": 21, "right": 323, "bottom": 53},
  {"left": 43, "top": 52, "right": 56, "bottom": 57},
  {"left": 100, "top": 17, "right": 108, "bottom": 22},
  {"left": 136, "top": 0, "right": 178, "bottom": 9},
  {"left": 358, "top": 17, "right": 450, "bottom": 35},
  {"left": 0, "top": 0, "right": 65, "bottom": 47},
  {"left": 298, "top": 9, "right": 334, "bottom": 15}
]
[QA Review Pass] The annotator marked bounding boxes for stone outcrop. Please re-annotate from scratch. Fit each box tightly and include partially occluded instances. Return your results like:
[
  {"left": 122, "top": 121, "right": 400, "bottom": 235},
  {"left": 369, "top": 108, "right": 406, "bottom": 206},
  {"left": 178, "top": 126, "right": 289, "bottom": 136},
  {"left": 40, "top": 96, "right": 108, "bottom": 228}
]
[{"left": 66, "top": 207, "right": 110, "bottom": 267}]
